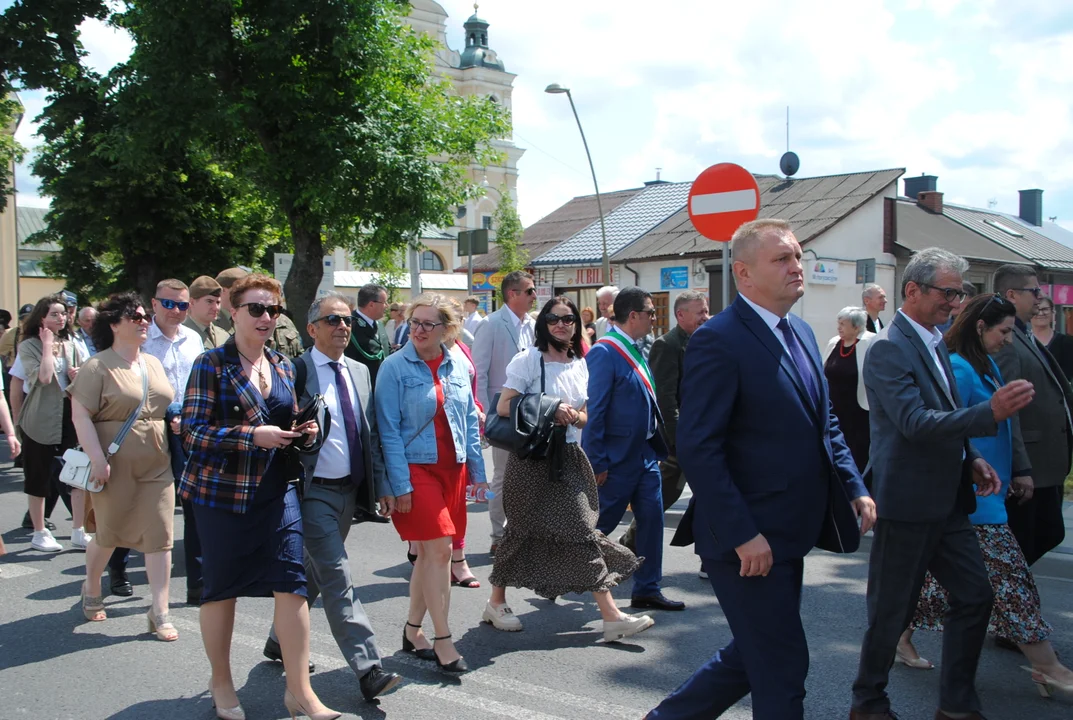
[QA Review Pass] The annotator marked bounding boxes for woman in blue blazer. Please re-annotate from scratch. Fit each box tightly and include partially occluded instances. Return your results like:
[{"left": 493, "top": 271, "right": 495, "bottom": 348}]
[{"left": 899, "top": 293, "right": 1073, "bottom": 698}]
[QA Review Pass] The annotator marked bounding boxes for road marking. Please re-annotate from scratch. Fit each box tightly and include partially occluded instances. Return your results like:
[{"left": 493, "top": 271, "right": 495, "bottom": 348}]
[
  {"left": 689, "top": 189, "right": 757, "bottom": 215},
  {"left": 405, "top": 684, "right": 568, "bottom": 720},
  {"left": 0, "top": 564, "right": 41, "bottom": 579},
  {"left": 1034, "top": 574, "right": 1073, "bottom": 584}
]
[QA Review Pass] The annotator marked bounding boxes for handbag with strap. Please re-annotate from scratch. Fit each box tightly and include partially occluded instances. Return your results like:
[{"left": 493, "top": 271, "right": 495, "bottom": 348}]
[
  {"left": 59, "top": 356, "right": 149, "bottom": 493},
  {"left": 484, "top": 355, "right": 562, "bottom": 459}
]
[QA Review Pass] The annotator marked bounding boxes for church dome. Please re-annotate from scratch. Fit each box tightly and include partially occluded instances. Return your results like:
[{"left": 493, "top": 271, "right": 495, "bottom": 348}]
[{"left": 459, "top": 4, "right": 505, "bottom": 71}]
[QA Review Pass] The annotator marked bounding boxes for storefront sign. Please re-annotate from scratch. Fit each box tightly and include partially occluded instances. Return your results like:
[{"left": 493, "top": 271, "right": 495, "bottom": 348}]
[
  {"left": 471, "top": 271, "right": 508, "bottom": 292},
  {"left": 564, "top": 267, "right": 613, "bottom": 286},
  {"left": 660, "top": 266, "right": 689, "bottom": 290},
  {"left": 808, "top": 260, "right": 839, "bottom": 285},
  {"left": 535, "top": 283, "right": 554, "bottom": 307}
]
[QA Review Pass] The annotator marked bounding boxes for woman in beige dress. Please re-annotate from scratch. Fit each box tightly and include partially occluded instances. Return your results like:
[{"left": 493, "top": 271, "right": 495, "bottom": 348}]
[{"left": 70, "top": 292, "right": 177, "bottom": 640}]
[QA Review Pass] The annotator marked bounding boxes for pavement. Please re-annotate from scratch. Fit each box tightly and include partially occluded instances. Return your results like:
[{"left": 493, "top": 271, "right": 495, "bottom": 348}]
[{"left": 1, "top": 446, "right": 1072, "bottom": 720}]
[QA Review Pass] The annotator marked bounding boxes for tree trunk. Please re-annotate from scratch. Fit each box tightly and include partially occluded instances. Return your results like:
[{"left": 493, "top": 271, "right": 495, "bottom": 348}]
[
  {"left": 283, "top": 205, "right": 324, "bottom": 345},
  {"left": 131, "top": 253, "right": 159, "bottom": 306}
]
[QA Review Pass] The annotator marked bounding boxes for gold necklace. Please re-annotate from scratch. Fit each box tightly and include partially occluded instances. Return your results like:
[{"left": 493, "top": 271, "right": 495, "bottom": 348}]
[{"left": 237, "top": 348, "right": 269, "bottom": 393}]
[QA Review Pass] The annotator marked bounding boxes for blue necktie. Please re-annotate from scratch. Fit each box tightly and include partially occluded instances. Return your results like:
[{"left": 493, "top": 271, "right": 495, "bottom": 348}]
[
  {"left": 777, "top": 318, "right": 820, "bottom": 409},
  {"left": 328, "top": 361, "right": 364, "bottom": 486}
]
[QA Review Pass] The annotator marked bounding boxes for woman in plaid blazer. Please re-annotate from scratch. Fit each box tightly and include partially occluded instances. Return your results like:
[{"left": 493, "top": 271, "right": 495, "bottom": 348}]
[{"left": 179, "top": 274, "right": 337, "bottom": 720}]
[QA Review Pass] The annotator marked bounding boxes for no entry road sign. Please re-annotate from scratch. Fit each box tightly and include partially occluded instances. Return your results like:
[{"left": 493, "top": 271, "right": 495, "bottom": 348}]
[{"left": 688, "top": 163, "right": 761, "bottom": 242}]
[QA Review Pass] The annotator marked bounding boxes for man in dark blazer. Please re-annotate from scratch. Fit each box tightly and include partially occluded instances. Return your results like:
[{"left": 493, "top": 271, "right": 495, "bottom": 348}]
[
  {"left": 863, "top": 283, "right": 887, "bottom": 334},
  {"left": 993, "top": 263, "right": 1073, "bottom": 565},
  {"left": 345, "top": 283, "right": 392, "bottom": 387},
  {"left": 646, "top": 220, "right": 875, "bottom": 720},
  {"left": 850, "top": 248, "right": 1034, "bottom": 720},
  {"left": 620, "top": 290, "right": 709, "bottom": 557},
  {"left": 264, "top": 292, "right": 401, "bottom": 701}
]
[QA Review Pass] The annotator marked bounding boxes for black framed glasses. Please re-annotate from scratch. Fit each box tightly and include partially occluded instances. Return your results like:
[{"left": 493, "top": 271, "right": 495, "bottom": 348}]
[
  {"left": 1011, "top": 286, "right": 1043, "bottom": 298},
  {"left": 126, "top": 311, "right": 150, "bottom": 324},
  {"left": 239, "top": 302, "right": 283, "bottom": 319},
  {"left": 314, "top": 314, "right": 353, "bottom": 327},
  {"left": 920, "top": 284, "right": 967, "bottom": 302},
  {"left": 545, "top": 313, "right": 577, "bottom": 326},
  {"left": 408, "top": 319, "right": 445, "bottom": 332},
  {"left": 636, "top": 308, "right": 657, "bottom": 317},
  {"left": 155, "top": 298, "right": 190, "bottom": 311},
  {"left": 515, "top": 287, "right": 537, "bottom": 296}
]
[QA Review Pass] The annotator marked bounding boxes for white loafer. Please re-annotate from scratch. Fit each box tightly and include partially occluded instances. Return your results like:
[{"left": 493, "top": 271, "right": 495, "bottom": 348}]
[
  {"left": 482, "top": 601, "right": 523, "bottom": 632},
  {"left": 603, "top": 613, "right": 655, "bottom": 642},
  {"left": 31, "top": 529, "right": 63, "bottom": 552},
  {"left": 71, "top": 528, "right": 92, "bottom": 550}
]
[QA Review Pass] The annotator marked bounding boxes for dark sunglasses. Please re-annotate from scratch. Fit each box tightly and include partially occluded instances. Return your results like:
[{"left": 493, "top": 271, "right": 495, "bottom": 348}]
[
  {"left": 920, "top": 284, "right": 967, "bottom": 302},
  {"left": 239, "top": 302, "right": 283, "bottom": 319},
  {"left": 636, "top": 308, "right": 657, "bottom": 317},
  {"left": 314, "top": 314, "right": 353, "bottom": 327},
  {"left": 545, "top": 313, "right": 577, "bottom": 326},
  {"left": 1010, "top": 286, "right": 1043, "bottom": 298},
  {"left": 982, "top": 293, "right": 1015, "bottom": 313},
  {"left": 155, "top": 298, "right": 190, "bottom": 311},
  {"left": 515, "top": 287, "right": 537, "bottom": 296},
  {"left": 125, "top": 312, "right": 149, "bottom": 324}
]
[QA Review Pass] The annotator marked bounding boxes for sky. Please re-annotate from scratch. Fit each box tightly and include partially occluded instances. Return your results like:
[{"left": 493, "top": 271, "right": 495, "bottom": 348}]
[{"left": 9, "top": 0, "right": 1073, "bottom": 230}]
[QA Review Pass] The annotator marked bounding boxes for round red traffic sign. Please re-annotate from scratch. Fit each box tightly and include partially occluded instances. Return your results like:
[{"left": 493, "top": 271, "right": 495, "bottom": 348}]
[{"left": 687, "top": 163, "right": 761, "bottom": 242}]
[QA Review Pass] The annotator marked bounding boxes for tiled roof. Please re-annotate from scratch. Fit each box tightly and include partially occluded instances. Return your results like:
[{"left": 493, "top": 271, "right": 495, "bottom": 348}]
[
  {"left": 533, "top": 182, "right": 693, "bottom": 266},
  {"left": 997, "top": 213, "right": 1073, "bottom": 253},
  {"left": 942, "top": 204, "right": 1073, "bottom": 271},
  {"left": 611, "top": 169, "right": 905, "bottom": 262},
  {"left": 422, "top": 225, "right": 455, "bottom": 241},
  {"left": 17, "top": 206, "right": 61, "bottom": 252},
  {"left": 457, "top": 188, "right": 642, "bottom": 272}
]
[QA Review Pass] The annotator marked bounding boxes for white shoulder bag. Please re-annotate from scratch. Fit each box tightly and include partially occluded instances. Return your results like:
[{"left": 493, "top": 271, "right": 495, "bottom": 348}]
[{"left": 60, "top": 357, "right": 149, "bottom": 493}]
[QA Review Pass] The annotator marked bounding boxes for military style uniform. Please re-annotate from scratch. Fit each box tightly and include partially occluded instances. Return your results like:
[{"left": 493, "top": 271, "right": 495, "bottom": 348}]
[
  {"left": 344, "top": 311, "right": 391, "bottom": 387},
  {"left": 184, "top": 317, "right": 228, "bottom": 352},
  {"left": 268, "top": 313, "right": 303, "bottom": 358}
]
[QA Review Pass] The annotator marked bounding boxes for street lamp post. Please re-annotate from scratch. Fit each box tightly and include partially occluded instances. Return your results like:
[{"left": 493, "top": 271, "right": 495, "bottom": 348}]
[{"left": 545, "top": 83, "right": 611, "bottom": 285}]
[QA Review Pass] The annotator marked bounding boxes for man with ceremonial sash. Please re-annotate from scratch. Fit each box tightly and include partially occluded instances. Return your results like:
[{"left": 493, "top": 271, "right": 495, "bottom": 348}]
[{"left": 584, "top": 286, "right": 683, "bottom": 612}]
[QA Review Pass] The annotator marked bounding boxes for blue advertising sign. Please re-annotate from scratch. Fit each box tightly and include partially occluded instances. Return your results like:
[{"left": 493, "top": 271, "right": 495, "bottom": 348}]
[{"left": 661, "top": 266, "right": 689, "bottom": 290}]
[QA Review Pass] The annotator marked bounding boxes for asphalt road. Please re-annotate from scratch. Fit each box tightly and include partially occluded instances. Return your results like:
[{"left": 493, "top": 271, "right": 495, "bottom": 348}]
[{"left": 1, "top": 447, "right": 1072, "bottom": 720}]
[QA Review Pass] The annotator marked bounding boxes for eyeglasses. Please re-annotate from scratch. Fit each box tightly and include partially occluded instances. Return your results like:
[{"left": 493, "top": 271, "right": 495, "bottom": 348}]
[
  {"left": 545, "top": 313, "right": 577, "bottom": 326},
  {"left": 408, "top": 319, "right": 445, "bottom": 333},
  {"left": 1011, "top": 287, "right": 1043, "bottom": 298},
  {"left": 126, "top": 312, "right": 150, "bottom": 324},
  {"left": 636, "top": 308, "right": 657, "bottom": 317},
  {"left": 314, "top": 314, "right": 352, "bottom": 327},
  {"left": 514, "top": 287, "right": 537, "bottom": 296},
  {"left": 1037, "top": 307, "right": 1054, "bottom": 315},
  {"left": 239, "top": 302, "right": 283, "bottom": 319},
  {"left": 155, "top": 298, "right": 190, "bottom": 311},
  {"left": 920, "top": 284, "right": 967, "bottom": 302}
]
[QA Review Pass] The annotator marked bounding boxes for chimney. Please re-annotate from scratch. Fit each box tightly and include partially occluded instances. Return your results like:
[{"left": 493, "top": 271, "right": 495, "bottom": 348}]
[
  {"left": 1019, "top": 189, "right": 1043, "bottom": 226},
  {"left": 904, "top": 174, "right": 937, "bottom": 199},
  {"left": 918, "top": 190, "right": 944, "bottom": 214}
]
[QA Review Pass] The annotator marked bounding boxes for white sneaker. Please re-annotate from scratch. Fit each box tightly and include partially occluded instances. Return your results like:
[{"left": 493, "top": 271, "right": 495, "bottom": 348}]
[
  {"left": 603, "top": 613, "right": 655, "bottom": 642},
  {"left": 482, "top": 601, "right": 523, "bottom": 632},
  {"left": 71, "top": 528, "right": 93, "bottom": 550},
  {"left": 698, "top": 566, "right": 709, "bottom": 580},
  {"left": 31, "top": 529, "right": 63, "bottom": 552}
]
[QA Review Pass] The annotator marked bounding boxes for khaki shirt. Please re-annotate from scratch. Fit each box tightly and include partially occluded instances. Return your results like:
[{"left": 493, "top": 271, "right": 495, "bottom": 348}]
[
  {"left": 0, "top": 326, "right": 18, "bottom": 366},
  {"left": 268, "top": 314, "right": 303, "bottom": 358},
  {"left": 16, "top": 337, "right": 81, "bottom": 445},
  {"left": 184, "top": 317, "right": 227, "bottom": 352}
]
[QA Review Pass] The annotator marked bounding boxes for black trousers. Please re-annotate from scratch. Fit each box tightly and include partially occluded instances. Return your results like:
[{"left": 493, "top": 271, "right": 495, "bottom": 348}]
[
  {"left": 852, "top": 513, "right": 992, "bottom": 714},
  {"left": 1006, "top": 485, "right": 1066, "bottom": 566},
  {"left": 621, "top": 454, "right": 684, "bottom": 550}
]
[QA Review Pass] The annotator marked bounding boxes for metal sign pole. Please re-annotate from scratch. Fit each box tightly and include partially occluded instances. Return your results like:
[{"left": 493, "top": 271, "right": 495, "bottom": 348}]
[{"left": 722, "top": 247, "right": 730, "bottom": 311}]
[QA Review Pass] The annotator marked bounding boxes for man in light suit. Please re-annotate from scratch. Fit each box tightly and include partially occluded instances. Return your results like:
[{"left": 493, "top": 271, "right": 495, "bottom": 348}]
[
  {"left": 850, "top": 248, "right": 1034, "bottom": 720},
  {"left": 264, "top": 292, "right": 401, "bottom": 702},
  {"left": 586, "top": 286, "right": 684, "bottom": 612},
  {"left": 593, "top": 285, "right": 619, "bottom": 339},
  {"left": 993, "top": 263, "right": 1073, "bottom": 566},
  {"left": 471, "top": 271, "right": 536, "bottom": 549},
  {"left": 648, "top": 220, "right": 875, "bottom": 720}
]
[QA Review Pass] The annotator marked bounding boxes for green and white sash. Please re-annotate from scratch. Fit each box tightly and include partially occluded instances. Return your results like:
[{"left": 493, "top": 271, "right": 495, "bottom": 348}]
[{"left": 597, "top": 327, "right": 657, "bottom": 404}]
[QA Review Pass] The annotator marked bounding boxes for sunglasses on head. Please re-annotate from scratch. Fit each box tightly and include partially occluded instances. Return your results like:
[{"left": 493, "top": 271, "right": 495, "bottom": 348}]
[
  {"left": 982, "top": 293, "right": 1014, "bottom": 313},
  {"left": 155, "top": 298, "right": 190, "bottom": 311},
  {"left": 239, "top": 302, "right": 283, "bottom": 319},
  {"left": 545, "top": 313, "right": 577, "bottom": 326},
  {"left": 314, "top": 314, "right": 352, "bottom": 327}
]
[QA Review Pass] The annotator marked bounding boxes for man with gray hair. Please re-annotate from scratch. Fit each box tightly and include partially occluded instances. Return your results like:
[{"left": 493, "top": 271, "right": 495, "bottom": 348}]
[
  {"left": 851, "top": 247, "right": 1035, "bottom": 720},
  {"left": 594, "top": 285, "right": 620, "bottom": 339},
  {"left": 72, "top": 306, "right": 98, "bottom": 361},
  {"left": 862, "top": 283, "right": 887, "bottom": 334}
]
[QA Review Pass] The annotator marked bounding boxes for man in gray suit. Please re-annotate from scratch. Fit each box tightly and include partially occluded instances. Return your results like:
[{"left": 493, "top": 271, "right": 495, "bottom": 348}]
[
  {"left": 472, "top": 270, "right": 536, "bottom": 550},
  {"left": 993, "top": 263, "right": 1073, "bottom": 566},
  {"left": 265, "top": 292, "right": 401, "bottom": 702},
  {"left": 849, "top": 248, "right": 1034, "bottom": 720}
]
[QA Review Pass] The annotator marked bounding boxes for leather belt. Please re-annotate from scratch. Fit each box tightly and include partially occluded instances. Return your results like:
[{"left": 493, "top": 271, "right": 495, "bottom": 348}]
[{"left": 311, "top": 475, "right": 351, "bottom": 487}]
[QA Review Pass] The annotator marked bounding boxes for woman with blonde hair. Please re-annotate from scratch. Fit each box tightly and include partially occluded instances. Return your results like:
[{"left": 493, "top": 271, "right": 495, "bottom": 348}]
[{"left": 375, "top": 293, "right": 486, "bottom": 673}]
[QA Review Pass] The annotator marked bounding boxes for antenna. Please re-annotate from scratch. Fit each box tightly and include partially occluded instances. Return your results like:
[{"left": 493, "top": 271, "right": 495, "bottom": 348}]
[
  {"left": 987, "top": 198, "right": 998, "bottom": 209},
  {"left": 786, "top": 106, "right": 789, "bottom": 152},
  {"left": 1049, "top": 216, "right": 1058, "bottom": 223},
  {"left": 656, "top": 167, "right": 662, "bottom": 181},
  {"left": 779, "top": 106, "right": 799, "bottom": 177}
]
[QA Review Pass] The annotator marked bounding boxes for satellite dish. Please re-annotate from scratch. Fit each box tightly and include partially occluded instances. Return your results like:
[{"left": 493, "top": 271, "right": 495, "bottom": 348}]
[{"left": 780, "top": 151, "right": 800, "bottom": 177}]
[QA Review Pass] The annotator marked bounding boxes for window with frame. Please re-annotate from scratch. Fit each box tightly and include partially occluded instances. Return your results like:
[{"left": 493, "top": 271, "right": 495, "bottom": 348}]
[{"left": 421, "top": 250, "right": 445, "bottom": 271}]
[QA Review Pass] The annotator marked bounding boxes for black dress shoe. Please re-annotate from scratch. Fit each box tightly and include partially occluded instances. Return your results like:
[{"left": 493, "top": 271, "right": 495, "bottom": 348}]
[
  {"left": 360, "top": 666, "right": 402, "bottom": 702},
  {"left": 631, "top": 593, "right": 686, "bottom": 611},
  {"left": 353, "top": 508, "right": 390, "bottom": 524},
  {"left": 22, "top": 513, "right": 56, "bottom": 531},
  {"left": 263, "top": 636, "right": 315, "bottom": 672},
  {"left": 109, "top": 569, "right": 134, "bottom": 597}
]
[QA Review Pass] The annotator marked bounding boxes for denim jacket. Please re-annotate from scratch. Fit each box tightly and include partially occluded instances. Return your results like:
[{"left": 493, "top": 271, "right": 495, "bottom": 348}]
[{"left": 374, "top": 341, "right": 486, "bottom": 497}]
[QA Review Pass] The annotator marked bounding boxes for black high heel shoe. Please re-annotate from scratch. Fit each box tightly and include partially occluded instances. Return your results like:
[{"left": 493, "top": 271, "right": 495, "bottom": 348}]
[
  {"left": 432, "top": 634, "right": 469, "bottom": 674},
  {"left": 407, "top": 544, "right": 418, "bottom": 565},
  {"left": 402, "top": 622, "right": 436, "bottom": 661}
]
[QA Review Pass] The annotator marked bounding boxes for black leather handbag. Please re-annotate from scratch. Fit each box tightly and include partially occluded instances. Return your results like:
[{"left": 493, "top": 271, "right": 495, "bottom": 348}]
[{"left": 484, "top": 356, "right": 562, "bottom": 459}]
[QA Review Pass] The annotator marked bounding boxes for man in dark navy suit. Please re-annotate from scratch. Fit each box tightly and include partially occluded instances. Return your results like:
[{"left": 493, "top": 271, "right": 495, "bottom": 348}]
[{"left": 646, "top": 219, "right": 876, "bottom": 720}]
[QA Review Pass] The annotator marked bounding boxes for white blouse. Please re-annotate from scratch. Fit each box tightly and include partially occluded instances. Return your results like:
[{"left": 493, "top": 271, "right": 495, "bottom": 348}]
[{"left": 503, "top": 347, "right": 589, "bottom": 444}]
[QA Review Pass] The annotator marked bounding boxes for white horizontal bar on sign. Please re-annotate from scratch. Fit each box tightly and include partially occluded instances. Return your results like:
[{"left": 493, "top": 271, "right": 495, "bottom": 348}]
[{"left": 691, "top": 189, "right": 758, "bottom": 216}]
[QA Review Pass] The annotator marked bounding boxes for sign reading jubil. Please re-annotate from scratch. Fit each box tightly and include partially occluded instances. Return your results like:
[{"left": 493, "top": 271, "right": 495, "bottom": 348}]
[{"left": 688, "top": 163, "right": 761, "bottom": 242}]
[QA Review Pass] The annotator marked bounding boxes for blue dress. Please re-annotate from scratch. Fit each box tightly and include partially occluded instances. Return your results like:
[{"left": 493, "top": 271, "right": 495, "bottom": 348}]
[{"left": 193, "top": 373, "right": 307, "bottom": 603}]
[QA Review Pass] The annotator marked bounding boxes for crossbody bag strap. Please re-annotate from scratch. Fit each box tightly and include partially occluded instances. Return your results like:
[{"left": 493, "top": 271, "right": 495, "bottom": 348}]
[
  {"left": 106, "top": 356, "right": 148, "bottom": 457},
  {"left": 540, "top": 353, "right": 546, "bottom": 393}
]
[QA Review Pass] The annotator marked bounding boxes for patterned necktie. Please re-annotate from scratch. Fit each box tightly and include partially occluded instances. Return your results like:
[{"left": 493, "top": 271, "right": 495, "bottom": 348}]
[
  {"left": 777, "top": 318, "right": 820, "bottom": 409},
  {"left": 328, "top": 361, "right": 364, "bottom": 484}
]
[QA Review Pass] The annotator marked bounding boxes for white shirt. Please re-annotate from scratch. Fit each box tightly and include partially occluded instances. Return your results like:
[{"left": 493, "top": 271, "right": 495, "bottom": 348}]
[
  {"left": 464, "top": 311, "right": 485, "bottom": 338},
  {"left": 898, "top": 309, "right": 950, "bottom": 393},
  {"left": 508, "top": 308, "right": 535, "bottom": 350},
  {"left": 504, "top": 347, "right": 589, "bottom": 444},
  {"left": 142, "top": 320, "right": 203, "bottom": 402},
  {"left": 9, "top": 353, "right": 24, "bottom": 381},
  {"left": 739, "top": 293, "right": 792, "bottom": 356},
  {"left": 311, "top": 347, "right": 359, "bottom": 480},
  {"left": 355, "top": 309, "right": 377, "bottom": 329}
]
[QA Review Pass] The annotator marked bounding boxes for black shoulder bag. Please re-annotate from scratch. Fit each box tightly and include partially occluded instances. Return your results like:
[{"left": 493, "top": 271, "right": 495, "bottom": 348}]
[{"left": 484, "top": 355, "right": 562, "bottom": 462}]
